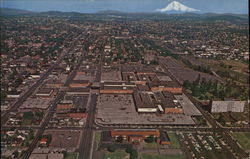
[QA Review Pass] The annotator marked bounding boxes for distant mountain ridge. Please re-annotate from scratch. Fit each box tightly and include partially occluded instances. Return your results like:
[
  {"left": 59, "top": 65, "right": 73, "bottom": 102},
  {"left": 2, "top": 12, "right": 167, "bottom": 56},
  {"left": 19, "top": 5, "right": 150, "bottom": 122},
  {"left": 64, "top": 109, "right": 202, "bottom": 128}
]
[
  {"left": 0, "top": 8, "right": 34, "bottom": 15},
  {"left": 0, "top": 8, "right": 248, "bottom": 22}
]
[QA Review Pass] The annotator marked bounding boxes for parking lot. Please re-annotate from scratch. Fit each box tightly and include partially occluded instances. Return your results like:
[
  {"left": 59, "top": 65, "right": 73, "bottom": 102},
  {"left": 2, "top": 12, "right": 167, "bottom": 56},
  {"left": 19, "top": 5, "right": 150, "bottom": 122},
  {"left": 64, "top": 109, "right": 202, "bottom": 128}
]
[
  {"left": 179, "top": 132, "right": 235, "bottom": 159},
  {"left": 64, "top": 95, "right": 89, "bottom": 110},
  {"left": 96, "top": 94, "right": 195, "bottom": 125}
]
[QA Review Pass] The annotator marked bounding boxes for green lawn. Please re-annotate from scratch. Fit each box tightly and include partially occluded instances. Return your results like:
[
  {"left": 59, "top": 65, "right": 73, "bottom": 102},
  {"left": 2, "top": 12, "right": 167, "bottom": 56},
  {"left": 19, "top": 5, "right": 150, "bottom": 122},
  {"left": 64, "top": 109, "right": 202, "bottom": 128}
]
[
  {"left": 21, "top": 119, "right": 32, "bottom": 125},
  {"left": 143, "top": 142, "right": 158, "bottom": 149},
  {"left": 95, "top": 131, "right": 101, "bottom": 144},
  {"left": 231, "top": 133, "right": 250, "bottom": 150},
  {"left": 65, "top": 152, "right": 77, "bottom": 159},
  {"left": 104, "top": 150, "right": 128, "bottom": 159},
  {"left": 142, "top": 153, "right": 185, "bottom": 159},
  {"left": 168, "top": 133, "right": 181, "bottom": 149}
]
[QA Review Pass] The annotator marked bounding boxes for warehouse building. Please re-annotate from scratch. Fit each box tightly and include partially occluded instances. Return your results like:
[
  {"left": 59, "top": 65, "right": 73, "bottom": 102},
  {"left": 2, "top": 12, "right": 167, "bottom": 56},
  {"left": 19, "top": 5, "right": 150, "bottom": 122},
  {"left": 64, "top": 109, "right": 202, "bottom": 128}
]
[{"left": 211, "top": 101, "right": 245, "bottom": 113}]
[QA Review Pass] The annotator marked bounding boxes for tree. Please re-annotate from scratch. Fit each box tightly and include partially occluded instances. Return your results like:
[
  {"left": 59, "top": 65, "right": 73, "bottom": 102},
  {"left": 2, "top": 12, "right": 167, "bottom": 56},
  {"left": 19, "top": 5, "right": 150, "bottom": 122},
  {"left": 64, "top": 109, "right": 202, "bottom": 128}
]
[
  {"left": 191, "top": 85, "right": 200, "bottom": 97},
  {"left": 130, "top": 149, "right": 138, "bottom": 159},
  {"left": 116, "top": 135, "right": 123, "bottom": 143},
  {"left": 107, "top": 144, "right": 116, "bottom": 152},
  {"left": 144, "top": 135, "right": 155, "bottom": 143},
  {"left": 193, "top": 74, "right": 201, "bottom": 85},
  {"left": 125, "top": 145, "right": 133, "bottom": 153}
]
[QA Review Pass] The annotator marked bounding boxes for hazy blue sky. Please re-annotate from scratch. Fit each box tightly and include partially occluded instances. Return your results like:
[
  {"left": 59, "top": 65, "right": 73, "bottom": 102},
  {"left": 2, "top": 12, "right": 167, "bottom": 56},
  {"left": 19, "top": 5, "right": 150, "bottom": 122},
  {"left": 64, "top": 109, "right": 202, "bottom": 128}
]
[{"left": 1, "top": 0, "right": 248, "bottom": 14}]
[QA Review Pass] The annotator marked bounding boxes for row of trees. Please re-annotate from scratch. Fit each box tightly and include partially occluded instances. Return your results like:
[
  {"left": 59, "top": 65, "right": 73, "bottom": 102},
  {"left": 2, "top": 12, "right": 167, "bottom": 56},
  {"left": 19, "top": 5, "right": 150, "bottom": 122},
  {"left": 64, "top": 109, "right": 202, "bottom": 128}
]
[
  {"left": 182, "top": 59, "right": 212, "bottom": 74},
  {"left": 183, "top": 75, "right": 248, "bottom": 100}
]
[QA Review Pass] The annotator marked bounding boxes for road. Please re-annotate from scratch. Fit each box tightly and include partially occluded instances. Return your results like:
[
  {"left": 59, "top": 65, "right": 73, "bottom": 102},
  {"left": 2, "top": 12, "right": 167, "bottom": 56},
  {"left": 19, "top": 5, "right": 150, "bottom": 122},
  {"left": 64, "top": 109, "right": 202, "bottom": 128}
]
[
  {"left": 1, "top": 33, "right": 81, "bottom": 125},
  {"left": 22, "top": 91, "right": 65, "bottom": 159},
  {"left": 21, "top": 34, "right": 85, "bottom": 159},
  {"left": 78, "top": 44, "right": 104, "bottom": 159},
  {"left": 78, "top": 94, "right": 98, "bottom": 159},
  {"left": 159, "top": 58, "right": 249, "bottom": 158}
]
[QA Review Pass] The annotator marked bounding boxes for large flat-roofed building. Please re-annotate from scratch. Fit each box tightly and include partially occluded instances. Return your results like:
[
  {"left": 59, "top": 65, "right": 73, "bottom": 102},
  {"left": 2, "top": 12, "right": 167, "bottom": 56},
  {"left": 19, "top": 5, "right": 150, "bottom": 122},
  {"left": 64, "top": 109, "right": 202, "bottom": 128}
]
[
  {"left": 36, "top": 88, "right": 54, "bottom": 98},
  {"left": 101, "top": 71, "right": 122, "bottom": 82},
  {"left": 122, "top": 72, "right": 138, "bottom": 82},
  {"left": 56, "top": 100, "right": 73, "bottom": 111},
  {"left": 133, "top": 91, "right": 183, "bottom": 114},
  {"left": 57, "top": 108, "right": 87, "bottom": 119},
  {"left": 122, "top": 72, "right": 147, "bottom": 85},
  {"left": 100, "top": 82, "right": 136, "bottom": 94},
  {"left": 160, "top": 91, "right": 183, "bottom": 114},
  {"left": 211, "top": 101, "right": 245, "bottom": 113},
  {"left": 66, "top": 87, "right": 90, "bottom": 95},
  {"left": 111, "top": 129, "right": 160, "bottom": 143},
  {"left": 149, "top": 81, "right": 182, "bottom": 94},
  {"left": 133, "top": 91, "right": 158, "bottom": 113},
  {"left": 69, "top": 80, "right": 90, "bottom": 88},
  {"left": 45, "top": 79, "right": 63, "bottom": 88}
]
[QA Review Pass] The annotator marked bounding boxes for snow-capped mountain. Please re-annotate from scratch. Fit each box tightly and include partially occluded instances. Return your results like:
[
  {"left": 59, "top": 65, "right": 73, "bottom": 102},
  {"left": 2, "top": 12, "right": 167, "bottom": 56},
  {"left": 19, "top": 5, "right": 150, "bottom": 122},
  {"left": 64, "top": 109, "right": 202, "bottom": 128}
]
[{"left": 155, "top": 1, "right": 200, "bottom": 13}]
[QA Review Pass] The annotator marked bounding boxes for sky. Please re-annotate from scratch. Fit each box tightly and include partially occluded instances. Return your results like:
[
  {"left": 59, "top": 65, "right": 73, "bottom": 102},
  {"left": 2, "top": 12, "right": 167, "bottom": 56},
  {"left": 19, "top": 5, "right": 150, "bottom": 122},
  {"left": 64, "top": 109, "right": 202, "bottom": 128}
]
[{"left": 1, "top": 0, "right": 249, "bottom": 14}]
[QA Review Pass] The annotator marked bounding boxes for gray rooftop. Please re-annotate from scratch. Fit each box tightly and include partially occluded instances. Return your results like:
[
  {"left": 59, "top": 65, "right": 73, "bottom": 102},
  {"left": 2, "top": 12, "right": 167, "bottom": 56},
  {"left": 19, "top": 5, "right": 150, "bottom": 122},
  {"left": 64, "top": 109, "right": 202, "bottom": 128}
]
[{"left": 211, "top": 101, "right": 245, "bottom": 113}]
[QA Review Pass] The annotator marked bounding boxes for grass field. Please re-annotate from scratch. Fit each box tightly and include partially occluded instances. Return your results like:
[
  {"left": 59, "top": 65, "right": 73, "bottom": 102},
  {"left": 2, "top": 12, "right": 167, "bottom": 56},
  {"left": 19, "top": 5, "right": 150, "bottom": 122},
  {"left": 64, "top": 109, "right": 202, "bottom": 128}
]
[
  {"left": 142, "top": 142, "right": 158, "bottom": 149},
  {"left": 168, "top": 133, "right": 181, "bottom": 149},
  {"left": 104, "top": 150, "right": 129, "bottom": 159},
  {"left": 198, "top": 58, "right": 249, "bottom": 83},
  {"left": 142, "top": 153, "right": 185, "bottom": 159},
  {"left": 65, "top": 152, "right": 77, "bottom": 159},
  {"left": 95, "top": 131, "right": 101, "bottom": 144},
  {"left": 231, "top": 133, "right": 250, "bottom": 150}
]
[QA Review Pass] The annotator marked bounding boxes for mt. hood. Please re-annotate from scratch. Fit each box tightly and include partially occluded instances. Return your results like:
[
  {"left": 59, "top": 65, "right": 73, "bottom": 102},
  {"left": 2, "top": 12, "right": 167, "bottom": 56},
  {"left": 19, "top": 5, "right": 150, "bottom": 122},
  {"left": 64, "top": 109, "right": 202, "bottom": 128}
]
[{"left": 155, "top": 1, "right": 200, "bottom": 13}]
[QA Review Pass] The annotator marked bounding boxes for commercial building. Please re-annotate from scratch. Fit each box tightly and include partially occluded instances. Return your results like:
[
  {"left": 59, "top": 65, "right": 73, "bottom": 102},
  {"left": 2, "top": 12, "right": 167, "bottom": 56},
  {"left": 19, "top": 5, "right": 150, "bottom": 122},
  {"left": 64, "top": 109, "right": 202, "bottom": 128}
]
[
  {"left": 100, "top": 82, "right": 135, "bottom": 94},
  {"left": 133, "top": 91, "right": 158, "bottom": 113},
  {"left": 66, "top": 87, "right": 90, "bottom": 95},
  {"left": 111, "top": 129, "right": 160, "bottom": 143},
  {"left": 36, "top": 88, "right": 54, "bottom": 98},
  {"left": 69, "top": 80, "right": 90, "bottom": 88},
  {"left": 56, "top": 100, "right": 73, "bottom": 110},
  {"left": 45, "top": 80, "right": 63, "bottom": 88},
  {"left": 149, "top": 81, "right": 182, "bottom": 94},
  {"left": 133, "top": 91, "right": 183, "bottom": 114},
  {"left": 57, "top": 109, "right": 87, "bottom": 119},
  {"left": 211, "top": 101, "right": 245, "bottom": 113}
]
